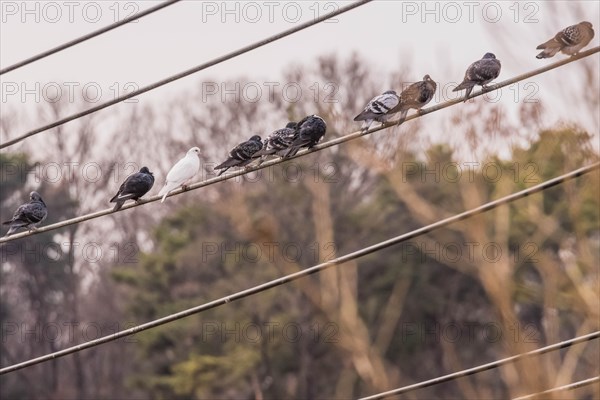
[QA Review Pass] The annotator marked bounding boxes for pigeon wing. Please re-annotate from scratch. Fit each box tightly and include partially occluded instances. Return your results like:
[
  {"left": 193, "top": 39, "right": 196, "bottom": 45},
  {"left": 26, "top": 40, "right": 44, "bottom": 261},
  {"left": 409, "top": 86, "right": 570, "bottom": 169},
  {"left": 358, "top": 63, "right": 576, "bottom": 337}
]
[
  {"left": 273, "top": 129, "right": 297, "bottom": 155},
  {"left": 453, "top": 63, "right": 479, "bottom": 91},
  {"left": 354, "top": 92, "right": 400, "bottom": 121},
  {"left": 255, "top": 128, "right": 294, "bottom": 156},
  {"left": 395, "top": 82, "right": 423, "bottom": 111},
  {"left": 110, "top": 174, "right": 134, "bottom": 203},
  {"left": 238, "top": 140, "right": 262, "bottom": 159},
  {"left": 234, "top": 140, "right": 263, "bottom": 167},
  {"left": 3, "top": 204, "right": 29, "bottom": 226},
  {"left": 558, "top": 25, "right": 582, "bottom": 46},
  {"left": 421, "top": 80, "right": 437, "bottom": 104},
  {"left": 290, "top": 116, "right": 326, "bottom": 148},
  {"left": 477, "top": 59, "right": 501, "bottom": 81},
  {"left": 215, "top": 142, "right": 246, "bottom": 170},
  {"left": 166, "top": 156, "right": 196, "bottom": 184},
  {"left": 26, "top": 202, "right": 47, "bottom": 224},
  {"left": 125, "top": 173, "right": 154, "bottom": 199}
]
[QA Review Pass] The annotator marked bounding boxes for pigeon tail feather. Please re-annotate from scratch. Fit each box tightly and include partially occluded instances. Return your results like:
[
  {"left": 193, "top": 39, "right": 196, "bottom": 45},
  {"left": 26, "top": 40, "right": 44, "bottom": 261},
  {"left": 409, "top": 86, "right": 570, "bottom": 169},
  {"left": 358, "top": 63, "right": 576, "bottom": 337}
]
[
  {"left": 158, "top": 183, "right": 174, "bottom": 202},
  {"left": 536, "top": 39, "right": 554, "bottom": 50},
  {"left": 215, "top": 159, "right": 239, "bottom": 170},
  {"left": 463, "top": 86, "right": 474, "bottom": 102},
  {"left": 354, "top": 111, "right": 369, "bottom": 121},
  {"left": 536, "top": 47, "right": 559, "bottom": 59},
  {"left": 217, "top": 167, "right": 230, "bottom": 176},
  {"left": 110, "top": 192, "right": 136, "bottom": 203},
  {"left": 158, "top": 184, "right": 169, "bottom": 197},
  {"left": 453, "top": 81, "right": 474, "bottom": 92},
  {"left": 397, "top": 110, "right": 409, "bottom": 125},
  {"left": 283, "top": 147, "right": 298, "bottom": 159},
  {"left": 253, "top": 148, "right": 271, "bottom": 157}
]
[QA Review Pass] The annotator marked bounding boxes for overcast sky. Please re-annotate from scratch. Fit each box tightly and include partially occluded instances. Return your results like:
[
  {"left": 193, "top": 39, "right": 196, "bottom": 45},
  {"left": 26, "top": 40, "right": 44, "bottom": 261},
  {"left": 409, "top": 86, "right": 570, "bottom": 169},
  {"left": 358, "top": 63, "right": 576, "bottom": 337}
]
[{"left": 1, "top": 1, "right": 599, "bottom": 152}]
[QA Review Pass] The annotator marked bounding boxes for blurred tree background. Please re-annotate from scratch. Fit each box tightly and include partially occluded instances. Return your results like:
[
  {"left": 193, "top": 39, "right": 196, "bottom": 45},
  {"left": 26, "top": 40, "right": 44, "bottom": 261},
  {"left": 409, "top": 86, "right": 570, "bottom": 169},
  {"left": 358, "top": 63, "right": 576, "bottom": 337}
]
[{"left": 1, "top": 49, "right": 598, "bottom": 400}]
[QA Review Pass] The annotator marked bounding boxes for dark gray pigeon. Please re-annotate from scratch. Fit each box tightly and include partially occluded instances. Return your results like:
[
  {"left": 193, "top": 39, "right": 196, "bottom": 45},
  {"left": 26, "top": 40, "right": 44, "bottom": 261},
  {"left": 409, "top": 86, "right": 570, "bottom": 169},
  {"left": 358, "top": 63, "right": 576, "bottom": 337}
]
[
  {"left": 391, "top": 75, "right": 437, "bottom": 125},
  {"left": 536, "top": 21, "right": 594, "bottom": 59},
  {"left": 215, "top": 135, "right": 263, "bottom": 176},
  {"left": 253, "top": 122, "right": 297, "bottom": 164},
  {"left": 453, "top": 53, "right": 501, "bottom": 102},
  {"left": 3, "top": 191, "right": 48, "bottom": 236},
  {"left": 283, "top": 115, "right": 327, "bottom": 158},
  {"left": 110, "top": 166, "right": 155, "bottom": 211},
  {"left": 354, "top": 90, "right": 400, "bottom": 132}
]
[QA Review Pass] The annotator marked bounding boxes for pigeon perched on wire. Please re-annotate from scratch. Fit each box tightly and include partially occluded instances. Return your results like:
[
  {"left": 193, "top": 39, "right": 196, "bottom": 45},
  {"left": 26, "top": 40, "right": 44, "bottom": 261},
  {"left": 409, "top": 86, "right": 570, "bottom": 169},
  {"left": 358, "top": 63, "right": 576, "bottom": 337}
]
[
  {"left": 536, "top": 21, "right": 595, "bottom": 59},
  {"left": 3, "top": 191, "right": 47, "bottom": 236},
  {"left": 283, "top": 115, "right": 327, "bottom": 158},
  {"left": 453, "top": 53, "right": 501, "bottom": 102},
  {"left": 214, "top": 135, "right": 263, "bottom": 176},
  {"left": 390, "top": 75, "right": 437, "bottom": 125},
  {"left": 158, "top": 147, "right": 201, "bottom": 203},
  {"left": 110, "top": 166, "right": 155, "bottom": 211},
  {"left": 253, "top": 123, "right": 297, "bottom": 164},
  {"left": 354, "top": 90, "right": 400, "bottom": 132}
]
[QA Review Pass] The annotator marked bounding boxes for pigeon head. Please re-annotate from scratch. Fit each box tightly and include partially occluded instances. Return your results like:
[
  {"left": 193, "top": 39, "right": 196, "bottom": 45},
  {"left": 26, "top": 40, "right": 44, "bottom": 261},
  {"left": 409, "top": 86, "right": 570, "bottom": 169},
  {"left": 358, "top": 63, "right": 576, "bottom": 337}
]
[
  {"left": 249, "top": 135, "right": 262, "bottom": 142},
  {"left": 285, "top": 122, "right": 297, "bottom": 129},
  {"left": 483, "top": 52, "right": 496, "bottom": 59},
  {"left": 188, "top": 147, "right": 201, "bottom": 155},
  {"left": 581, "top": 21, "right": 593, "bottom": 29},
  {"left": 30, "top": 191, "right": 42, "bottom": 201},
  {"left": 30, "top": 191, "right": 45, "bottom": 205},
  {"left": 140, "top": 166, "right": 152, "bottom": 174},
  {"left": 423, "top": 74, "right": 432, "bottom": 81}
]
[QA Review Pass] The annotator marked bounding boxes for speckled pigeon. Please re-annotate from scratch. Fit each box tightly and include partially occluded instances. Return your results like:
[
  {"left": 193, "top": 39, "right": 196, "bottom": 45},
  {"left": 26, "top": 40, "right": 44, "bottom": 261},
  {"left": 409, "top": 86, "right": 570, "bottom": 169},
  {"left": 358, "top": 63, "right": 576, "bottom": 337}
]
[
  {"left": 283, "top": 115, "right": 327, "bottom": 158},
  {"left": 536, "top": 21, "right": 595, "bottom": 59},
  {"left": 3, "top": 191, "right": 48, "bottom": 236},
  {"left": 254, "top": 123, "right": 297, "bottom": 163},
  {"left": 453, "top": 53, "right": 501, "bottom": 102},
  {"left": 214, "top": 135, "right": 263, "bottom": 176}
]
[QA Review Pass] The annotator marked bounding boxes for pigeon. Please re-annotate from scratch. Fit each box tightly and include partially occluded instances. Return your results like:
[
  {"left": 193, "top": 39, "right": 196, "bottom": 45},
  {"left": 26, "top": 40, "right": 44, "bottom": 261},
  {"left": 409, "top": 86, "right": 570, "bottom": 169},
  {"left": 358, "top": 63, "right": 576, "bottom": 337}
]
[
  {"left": 110, "top": 166, "right": 155, "bottom": 211},
  {"left": 3, "top": 191, "right": 48, "bottom": 236},
  {"left": 390, "top": 75, "right": 437, "bottom": 125},
  {"left": 283, "top": 115, "right": 327, "bottom": 158},
  {"left": 214, "top": 135, "right": 263, "bottom": 176},
  {"left": 253, "top": 122, "right": 297, "bottom": 165},
  {"left": 158, "top": 147, "right": 201, "bottom": 203},
  {"left": 536, "top": 21, "right": 595, "bottom": 59},
  {"left": 453, "top": 53, "right": 501, "bottom": 102},
  {"left": 354, "top": 90, "right": 400, "bottom": 131}
]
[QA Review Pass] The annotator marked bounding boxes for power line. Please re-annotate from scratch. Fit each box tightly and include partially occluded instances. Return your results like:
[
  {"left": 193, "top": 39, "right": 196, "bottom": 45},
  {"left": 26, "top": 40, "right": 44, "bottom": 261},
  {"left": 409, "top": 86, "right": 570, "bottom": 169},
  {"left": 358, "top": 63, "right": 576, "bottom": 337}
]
[
  {"left": 359, "top": 332, "right": 600, "bottom": 400},
  {"left": 0, "top": 0, "right": 182, "bottom": 75},
  {"left": 0, "top": 164, "right": 597, "bottom": 375},
  {"left": 512, "top": 376, "right": 599, "bottom": 400},
  {"left": 0, "top": 0, "right": 374, "bottom": 149},
  {"left": 1, "top": 48, "right": 598, "bottom": 243}
]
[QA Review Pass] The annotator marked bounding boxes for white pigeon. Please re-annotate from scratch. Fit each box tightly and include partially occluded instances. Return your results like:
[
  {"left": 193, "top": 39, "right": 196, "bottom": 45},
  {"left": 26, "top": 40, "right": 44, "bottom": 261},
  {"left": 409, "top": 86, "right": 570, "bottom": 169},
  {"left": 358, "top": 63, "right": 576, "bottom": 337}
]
[{"left": 158, "top": 147, "right": 201, "bottom": 203}]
